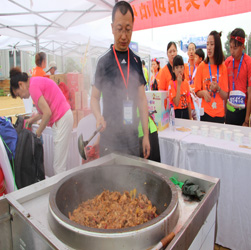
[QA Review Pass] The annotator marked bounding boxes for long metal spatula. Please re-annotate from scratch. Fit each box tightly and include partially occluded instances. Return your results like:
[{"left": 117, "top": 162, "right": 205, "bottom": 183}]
[{"left": 78, "top": 125, "right": 102, "bottom": 160}]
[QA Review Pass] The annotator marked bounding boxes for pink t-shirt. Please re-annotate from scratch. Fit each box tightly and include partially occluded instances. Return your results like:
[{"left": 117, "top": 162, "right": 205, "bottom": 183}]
[{"left": 29, "top": 77, "right": 71, "bottom": 127}]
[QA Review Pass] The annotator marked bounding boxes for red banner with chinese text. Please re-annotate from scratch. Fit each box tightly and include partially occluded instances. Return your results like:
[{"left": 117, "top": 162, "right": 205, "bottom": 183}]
[{"left": 131, "top": 0, "right": 251, "bottom": 31}]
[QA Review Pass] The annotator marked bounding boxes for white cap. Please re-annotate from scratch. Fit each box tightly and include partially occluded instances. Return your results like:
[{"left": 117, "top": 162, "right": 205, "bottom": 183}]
[{"left": 49, "top": 61, "right": 57, "bottom": 69}]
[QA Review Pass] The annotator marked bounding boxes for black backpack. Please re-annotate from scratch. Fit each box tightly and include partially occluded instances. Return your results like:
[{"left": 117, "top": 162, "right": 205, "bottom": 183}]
[{"left": 14, "top": 128, "right": 45, "bottom": 189}]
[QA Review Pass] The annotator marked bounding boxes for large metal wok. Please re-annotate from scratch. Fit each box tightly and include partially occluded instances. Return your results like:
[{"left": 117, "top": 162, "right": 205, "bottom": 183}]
[{"left": 48, "top": 164, "right": 179, "bottom": 250}]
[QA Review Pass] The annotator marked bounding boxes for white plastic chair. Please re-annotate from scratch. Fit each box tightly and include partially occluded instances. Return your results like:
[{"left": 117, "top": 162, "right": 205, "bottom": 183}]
[{"left": 76, "top": 113, "right": 99, "bottom": 165}]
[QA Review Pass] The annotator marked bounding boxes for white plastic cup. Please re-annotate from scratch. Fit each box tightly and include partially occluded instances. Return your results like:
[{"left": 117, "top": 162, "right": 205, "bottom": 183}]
[
  {"left": 213, "top": 129, "right": 222, "bottom": 139},
  {"left": 248, "top": 132, "right": 251, "bottom": 145},
  {"left": 224, "top": 130, "right": 233, "bottom": 141},
  {"left": 221, "top": 127, "right": 228, "bottom": 133},
  {"left": 234, "top": 132, "right": 244, "bottom": 144},
  {"left": 209, "top": 126, "right": 217, "bottom": 136},
  {"left": 201, "top": 124, "right": 209, "bottom": 131},
  {"left": 191, "top": 125, "right": 199, "bottom": 135},
  {"left": 201, "top": 127, "right": 209, "bottom": 137},
  {"left": 233, "top": 129, "right": 241, "bottom": 134}
]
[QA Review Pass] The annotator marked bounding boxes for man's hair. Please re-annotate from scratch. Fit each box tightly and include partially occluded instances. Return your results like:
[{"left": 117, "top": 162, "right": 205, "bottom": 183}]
[
  {"left": 188, "top": 42, "right": 196, "bottom": 50},
  {"left": 230, "top": 28, "right": 245, "bottom": 47},
  {"left": 205, "top": 30, "right": 224, "bottom": 66},
  {"left": 195, "top": 48, "right": 205, "bottom": 61},
  {"left": 112, "top": 1, "right": 134, "bottom": 23},
  {"left": 142, "top": 60, "right": 145, "bottom": 66}
]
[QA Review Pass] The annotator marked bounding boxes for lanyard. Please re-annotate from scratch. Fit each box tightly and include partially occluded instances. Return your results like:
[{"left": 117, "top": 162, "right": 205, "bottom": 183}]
[
  {"left": 113, "top": 45, "right": 130, "bottom": 90},
  {"left": 232, "top": 53, "right": 244, "bottom": 91},
  {"left": 208, "top": 62, "right": 219, "bottom": 98},
  {"left": 188, "top": 63, "right": 194, "bottom": 84}
]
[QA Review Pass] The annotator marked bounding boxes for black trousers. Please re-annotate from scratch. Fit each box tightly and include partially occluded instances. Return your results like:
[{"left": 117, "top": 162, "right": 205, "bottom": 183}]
[
  {"left": 201, "top": 112, "right": 224, "bottom": 123},
  {"left": 139, "top": 131, "right": 161, "bottom": 162},
  {"left": 226, "top": 108, "right": 246, "bottom": 126},
  {"left": 174, "top": 108, "right": 189, "bottom": 119}
]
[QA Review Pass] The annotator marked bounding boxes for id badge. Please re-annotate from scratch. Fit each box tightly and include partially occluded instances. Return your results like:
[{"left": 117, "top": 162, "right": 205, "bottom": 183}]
[{"left": 123, "top": 100, "right": 133, "bottom": 124}]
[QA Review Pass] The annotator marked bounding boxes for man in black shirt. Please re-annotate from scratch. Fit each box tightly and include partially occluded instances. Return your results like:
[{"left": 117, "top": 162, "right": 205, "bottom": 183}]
[{"left": 90, "top": 1, "right": 150, "bottom": 158}]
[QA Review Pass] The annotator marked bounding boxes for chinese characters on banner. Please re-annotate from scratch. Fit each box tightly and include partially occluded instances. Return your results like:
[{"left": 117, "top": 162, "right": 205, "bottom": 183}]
[{"left": 131, "top": 0, "right": 251, "bottom": 31}]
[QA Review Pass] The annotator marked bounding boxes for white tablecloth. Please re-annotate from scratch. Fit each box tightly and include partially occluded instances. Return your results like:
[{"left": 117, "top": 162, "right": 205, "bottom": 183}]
[
  {"left": 159, "top": 119, "right": 251, "bottom": 250},
  {"left": 32, "top": 125, "right": 80, "bottom": 177}
]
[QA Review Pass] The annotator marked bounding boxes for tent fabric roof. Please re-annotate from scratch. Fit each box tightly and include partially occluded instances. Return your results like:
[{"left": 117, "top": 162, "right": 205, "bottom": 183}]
[{"left": 0, "top": 0, "right": 119, "bottom": 40}]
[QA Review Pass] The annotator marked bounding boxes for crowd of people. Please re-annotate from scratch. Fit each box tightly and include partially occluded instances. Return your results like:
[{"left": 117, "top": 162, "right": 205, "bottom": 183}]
[
  {"left": 145, "top": 28, "right": 251, "bottom": 127},
  {"left": 7, "top": 1, "right": 250, "bottom": 178}
]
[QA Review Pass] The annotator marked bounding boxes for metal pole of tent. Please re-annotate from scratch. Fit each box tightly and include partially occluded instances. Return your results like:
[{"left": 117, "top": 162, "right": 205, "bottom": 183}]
[
  {"left": 61, "top": 46, "right": 64, "bottom": 73},
  {"left": 35, "top": 24, "right": 39, "bottom": 53}
]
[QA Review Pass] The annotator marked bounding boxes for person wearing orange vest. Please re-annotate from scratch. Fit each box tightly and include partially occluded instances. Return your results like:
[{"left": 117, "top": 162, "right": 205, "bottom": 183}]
[
  {"left": 225, "top": 28, "right": 251, "bottom": 126},
  {"left": 195, "top": 31, "right": 228, "bottom": 123},
  {"left": 184, "top": 42, "right": 197, "bottom": 119},
  {"left": 169, "top": 55, "right": 192, "bottom": 119},
  {"left": 158, "top": 42, "right": 177, "bottom": 91},
  {"left": 32, "top": 52, "right": 46, "bottom": 77},
  {"left": 194, "top": 49, "right": 205, "bottom": 66}
]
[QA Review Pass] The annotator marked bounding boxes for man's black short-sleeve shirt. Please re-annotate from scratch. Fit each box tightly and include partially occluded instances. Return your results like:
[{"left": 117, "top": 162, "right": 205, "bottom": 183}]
[{"left": 94, "top": 44, "right": 146, "bottom": 153}]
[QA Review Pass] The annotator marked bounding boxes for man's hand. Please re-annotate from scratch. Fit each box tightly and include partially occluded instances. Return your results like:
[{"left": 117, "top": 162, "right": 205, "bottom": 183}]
[
  {"left": 142, "top": 135, "right": 150, "bottom": 159},
  {"left": 243, "top": 120, "right": 249, "bottom": 127},
  {"left": 96, "top": 116, "right": 106, "bottom": 132}
]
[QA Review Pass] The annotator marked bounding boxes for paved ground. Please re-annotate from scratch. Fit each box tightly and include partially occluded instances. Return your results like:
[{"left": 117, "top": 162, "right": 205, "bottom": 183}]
[{"left": 0, "top": 96, "right": 25, "bottom": 119}]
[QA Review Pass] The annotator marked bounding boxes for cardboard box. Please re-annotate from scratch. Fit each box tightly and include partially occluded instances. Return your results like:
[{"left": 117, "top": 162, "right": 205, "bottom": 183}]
[
  {"left": 81, "top": 90, "right": 88, "bottom": 109},
  {"left": 77, "top": 108, "right": 92, "bottom": 124},
  {"left": 50, "top": 74, "right": 67, "bottom": 85},
  {"left": 75, "top": 91, "right": 82, "bottom": 110},
  {"left": 145, "top": 91, "right": 169, "bottom": 131},
  {"left": 69, "top": 89, "right": 76, "bottom": 110},
  {"left": 77, "top": 110, "right": 85, "bottom": 124},
  {"left": 72, "top": 110, "right": 78, "bottom": 128},
  {"left": 67, "top": 73, "right": 84, "bottom": 92}
]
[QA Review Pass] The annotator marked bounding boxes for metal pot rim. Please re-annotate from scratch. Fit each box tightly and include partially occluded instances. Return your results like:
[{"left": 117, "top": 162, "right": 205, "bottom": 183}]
[{"left": 49, "top": 164, "right": 178, "bottom": 234}]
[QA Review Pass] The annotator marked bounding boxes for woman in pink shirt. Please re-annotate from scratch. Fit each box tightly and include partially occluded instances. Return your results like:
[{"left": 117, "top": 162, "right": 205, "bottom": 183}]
[{"left": 10, "top": 67, "right": 73, "bottom": 175}]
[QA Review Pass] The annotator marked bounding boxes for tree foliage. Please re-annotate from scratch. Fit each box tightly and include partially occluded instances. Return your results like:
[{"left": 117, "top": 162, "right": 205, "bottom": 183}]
[
  {"left": 224, "top": 32, "right": 231, "bottom": 58},
  {"left": 247, "top": 32, "right": 251, "bottom": 56}
]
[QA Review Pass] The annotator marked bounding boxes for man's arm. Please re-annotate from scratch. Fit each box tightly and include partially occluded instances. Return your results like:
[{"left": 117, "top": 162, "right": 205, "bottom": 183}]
[
  {"left": 138, "top": 85, "right": 150, "bottom": 158},
  {"left": 90, "top": 85, "right": 106, "bottom": 131}
]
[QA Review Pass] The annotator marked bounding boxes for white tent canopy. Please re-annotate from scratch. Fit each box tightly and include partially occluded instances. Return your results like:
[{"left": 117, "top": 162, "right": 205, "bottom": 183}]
[{"left": 0, "top": 0, "right": 115, "bottom": 40}]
